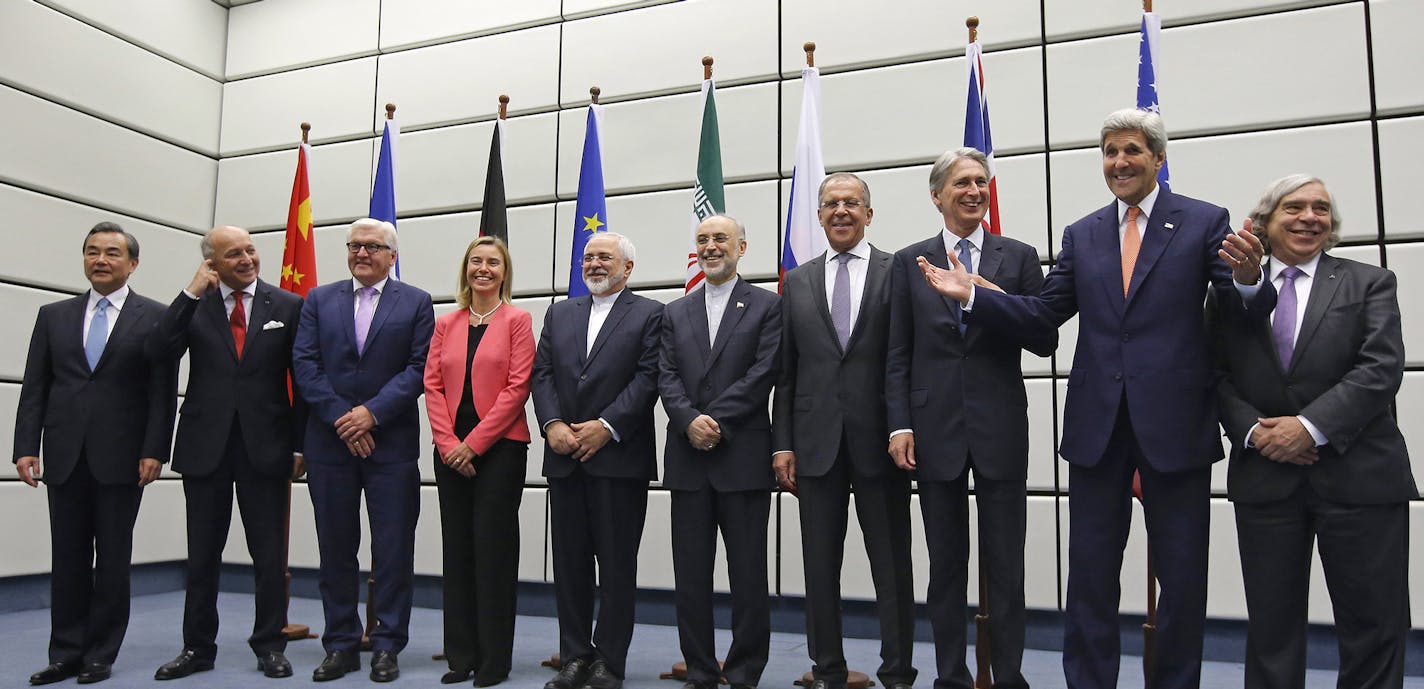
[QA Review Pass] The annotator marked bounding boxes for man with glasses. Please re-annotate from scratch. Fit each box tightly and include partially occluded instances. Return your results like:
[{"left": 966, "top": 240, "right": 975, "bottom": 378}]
[
  {"left": 534, "top": 232, "right": 664, "bottom": 689},
  {"left": 772, "top": 173, "right": 917, "bottom": 689},
  {"left": 292, "top": 218, "right": 434, "bottom": 683}
]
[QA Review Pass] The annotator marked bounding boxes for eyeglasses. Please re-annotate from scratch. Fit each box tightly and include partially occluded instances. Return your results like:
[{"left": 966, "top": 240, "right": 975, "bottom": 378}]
[
  {"left": 819, "top": 199, "right": 865, "bottom": 211},
  {"left": 346, "top": 242, "right": 391, "bottom": 254},
  {"left": 581, "top": 253, "right": 618, "bottom": 265}
]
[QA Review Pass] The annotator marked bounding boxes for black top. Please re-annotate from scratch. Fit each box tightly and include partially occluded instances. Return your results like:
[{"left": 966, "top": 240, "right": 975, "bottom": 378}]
[{"left": 453, "top": 324, "right": 487, "bottom": 438}]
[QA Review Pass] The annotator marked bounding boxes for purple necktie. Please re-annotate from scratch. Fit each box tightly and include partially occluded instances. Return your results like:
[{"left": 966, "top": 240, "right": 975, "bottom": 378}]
[
  {"left": 355, "top": 286, "right": 376, "bottom": 355},
  {"left": 1272, "top": 266, "right": 1303, "bottom": 369},
  {"left": 831, "top": 252, "right": 852, "bottom": 350}
]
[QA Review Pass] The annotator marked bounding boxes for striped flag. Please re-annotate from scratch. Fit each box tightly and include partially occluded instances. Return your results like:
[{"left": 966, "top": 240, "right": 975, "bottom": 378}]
[
  {"left": 369, "top": 115, "right": 401, "bottom": 276},
  {"left": 1137, "top": 10, "right": 1170, "bottom": 191},
  {"left": 685, "top": 75, "right": 725, "bottom": 293},
  {"left": 780, "top": 63, "right": 827, "bottom": 288},
  {"left": 963, "top": 38, "right": 1001, "bottom": 235},
  {"left": 280, "top": 142, "right": 316, "bottom": 297},
  {"left": 567, "top": 104, "right": 607, "bottom": 298},
  {"left": 479, "top": 118, "right": 508, "bottom": 241}
]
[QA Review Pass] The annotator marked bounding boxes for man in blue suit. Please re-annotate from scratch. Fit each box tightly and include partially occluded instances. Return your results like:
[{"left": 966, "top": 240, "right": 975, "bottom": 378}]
[
  {"left": 918, "top": 109, "right": 1274, "bottom": 689},
  {"left": 292, "top": 218, "right": 434, "bottom": 683},
  {"left": 533, "top": 232, "right": 664, "bottom": 689},
  {"left": 660, "top": 214, "right": 780, "bottom": 689}
]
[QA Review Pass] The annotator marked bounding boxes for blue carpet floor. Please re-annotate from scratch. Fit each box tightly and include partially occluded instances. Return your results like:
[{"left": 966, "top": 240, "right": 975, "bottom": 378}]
[{"left": 7, "top": 592, "right": 1421, "bottom": 688}]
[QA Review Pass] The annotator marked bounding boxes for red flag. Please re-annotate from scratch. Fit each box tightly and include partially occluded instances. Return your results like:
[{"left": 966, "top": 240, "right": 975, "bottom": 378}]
[{"left": 280, "top": 143, "right": 316, "bottom": 297}]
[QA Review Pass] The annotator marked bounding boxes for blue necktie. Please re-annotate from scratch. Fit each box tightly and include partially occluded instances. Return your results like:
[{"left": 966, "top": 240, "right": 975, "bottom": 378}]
[
  {"left": 956, "top": 238, "right": 973, "bottom": 336},
  {"left": 85, "top": 297, "right": 111, "bottom": 370}
]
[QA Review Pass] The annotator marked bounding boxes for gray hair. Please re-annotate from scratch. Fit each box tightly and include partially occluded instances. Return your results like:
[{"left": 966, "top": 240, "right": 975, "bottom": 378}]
[
  {"left": 1247, "top": 174, "right": 1341, "bottom": 255},
  {"left": 929, "top": 147, "right": 990, "bottom": 192},
  {"left": 348, "top": 218, "right": 398, "bottom": 252},
  {"left": 817, "top": 171, "right": 872, "bottom": 208},
  {"left": 588, "top": 231, "right": 637, "bottom": 263},
  {"left": 698, "top": 213, "right": 746, "bottom": 241},
  {"left": 1100, "top": 108, "right": 1168, "bottom": 157},
  {"left": 84, "top": 221, "right": 140, "bottom": 259}
]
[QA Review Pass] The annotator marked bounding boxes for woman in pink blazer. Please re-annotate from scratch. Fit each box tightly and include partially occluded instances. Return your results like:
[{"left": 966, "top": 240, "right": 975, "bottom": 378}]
[{"left": 423, "top": 236, "right": 534, "bottom": 686}]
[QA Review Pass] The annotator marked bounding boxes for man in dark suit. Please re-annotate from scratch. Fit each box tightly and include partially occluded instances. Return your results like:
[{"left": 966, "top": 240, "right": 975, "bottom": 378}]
[
  {"left": 660, "top": 214, "right": 780, "bottom": 689},
  {"left": 291, "top": 218, "right": 434, "bottom": 683},
  {"left": 533, "top": 232, "right": 664, "bottom": 689},
  {"left": 14, "top": 222, "right": 176, "bottom": 686},
  {"left": 918, "top": 109, "right": 1274, "bottom": 689},
  {"left": 146, "top": 225, "right": 305, "bottom": 680},
  {"left": 887, "top": 149, "right": 1055, "bottom": 689},
  {"left": 1212, "top": 175, "right": 1416, "bottom": 688},
  {"left": 772, "top": 172, "right": 916, "bottom": 689}
]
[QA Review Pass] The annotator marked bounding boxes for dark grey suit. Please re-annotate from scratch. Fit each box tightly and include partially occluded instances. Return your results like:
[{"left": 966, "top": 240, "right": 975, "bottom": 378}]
[
  {"left": 771, "top": 246, "right": 916, "bottom": 689},
  {"left": 1213, "top": 253, "right": 1416, "bottom": 688}
]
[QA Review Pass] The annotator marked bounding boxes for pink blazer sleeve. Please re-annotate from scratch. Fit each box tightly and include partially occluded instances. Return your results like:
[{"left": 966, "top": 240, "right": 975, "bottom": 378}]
[
  {"left": 462, "top": 307, "right": 534, "bottom": 455},
  {"left": 423, "top": 310, "right": 464, "bottom": 457}
]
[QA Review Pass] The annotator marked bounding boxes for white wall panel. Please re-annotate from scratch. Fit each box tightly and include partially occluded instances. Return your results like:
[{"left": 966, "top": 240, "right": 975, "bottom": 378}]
[
  {"left": 0, "top": 85, "right": 216, "bottom": 232},
  {"left": 215, "top": 140, "right": 376, "bottom": 232},
  {"left": 0, "top": 482, "right": 52, "bottom": 575},
  {"left": 226, "top": 0, "right": 379, "bottom": 79},
  {"left": 220, "top": 58, "right": 379, "bottom": 155},
  {"left": 1370, "top": 0, "right": 1424, "bottom": 115},
  {"left": 781, "top": 0, "right": 1040, "bottom": 76},
  {"left": 638, "top": 489, "right": 771, "bottom": 593},
  {"left": 560, "top": 0, "right": 777, "bottom": 103},
  {"left": 376, "top": 25, "right": 561, "bottom": 128},
  {"left": 394, "top": 114, "right": 559, "bottom": 217},
  {"left": 0, "top": 1, "right": 222, "bottom": 154},
  {"left": 37, "top": 0, "right": 227, "bottom": 79},
  {"left": 1026, "top": 379, "right": 1059, "bottom": 491},
  {"left": 562, "top": 0, "right": 675, "bottom": 20},
  {"left": 133, "top": 481, "right": 189, "bottom": 563},
  {"left": 391, "top": 206, "right": 557, "bottom": 300},
  {"left": 1396, "top": 373, "right": 1424, "bottom": 495},
  {"left": 556, "top": 84, "right": 778, "bottom": 198},
  {"left": 1413, "top": 503, "right": 1424, "bottom": 627},
  {"left": 0, "top": 383, "right": 20, "bottom": 478},
  {"left": 553, "top": 182, "right": 780, "bottom": 292},
  {"left": 1377, "top": 117, "right": 1424, "bottom": 241},
  {"left": 1046, "top": 5, "right": 1369, "bottom": 149},
  {"left": 1384, "top": 243, "right": 1424, "bottom": 367},
  {"left": 378, "top": 0, "right": 561, "bottom": 51},
  {"left": 784, "top": 48, "right": 1045, "bottom": 175},
  {"left": 1024, "top": 495, "right": 1063, "bottom": 610},
  {"left": 0, "top": 285, "right": 74, "bottom": 381},
  {"left": 1043, "top": 0, "right": 1345, "bottom": 41}
]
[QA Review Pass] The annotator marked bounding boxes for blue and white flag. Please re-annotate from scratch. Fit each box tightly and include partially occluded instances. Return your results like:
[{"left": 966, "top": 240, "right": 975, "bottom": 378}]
[
  {"left": 779, "top": 63, "right": 827, "bottom": 287},
  {"left": 964, "top": 39, "right": 1001, "bottom": 235},
  {"left": 1137, "top": 11, "right": 1170, "bottom": 191},
  {"left": 567, "top": 105, "right": 607, "bottom": 298}
]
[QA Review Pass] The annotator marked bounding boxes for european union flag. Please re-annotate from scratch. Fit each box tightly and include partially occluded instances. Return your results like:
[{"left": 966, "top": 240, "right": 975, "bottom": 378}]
[
  {"left": 370, "top": 117, "right": 400, "bottom": 276},
  {"left": 568, "top": 105, "right": 607, "bottom": 298}
]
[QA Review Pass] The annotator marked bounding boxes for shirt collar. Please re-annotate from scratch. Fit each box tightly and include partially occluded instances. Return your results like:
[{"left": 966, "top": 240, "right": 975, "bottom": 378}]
[
  {"left": 89, "top": 284, "right": 130, "bottom": 310},
  {"left": 1270, "top": 252, "right": 1322, "bottom": 281},
  {"left": 352, "top": 277, "right": 389, "bottom": 294},
  {"left": 704, "top": 275, "right": 739, "bottom": 299},
  {"left": 942, "top": 225, "right": 986, "bottom": 252},
  {"left": 1117, "top": 184, "right": 1162, "bottom": 224},
  {"left": 220, "top": 281, "right": 257, "bottom": 302},
  {"left": 591, "top": 288, "right": 623, "bottom": 308},
  {"left": 826, "top": 238, "right": 871, "bottom": 262}
]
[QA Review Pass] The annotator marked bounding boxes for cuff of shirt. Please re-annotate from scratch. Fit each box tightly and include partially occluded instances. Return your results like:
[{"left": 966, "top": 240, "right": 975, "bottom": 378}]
[
  {"left": 889, "top": 429, "right": 913, "bottom": 440},
  {"left": 182, "top": 289, "right": 201, "bottom": 300},
  {"left": 1297, "top": 415, "right": 1327, "bottom": 446},
  {"left": 1233, "top": 267, "right": 1266, "bottom": 296},
  {"left": 963, "top": 284, "right": 976, "bottom": 311},
  {"left": 598, "top": 418, "right": 621, "bottom": 443}
]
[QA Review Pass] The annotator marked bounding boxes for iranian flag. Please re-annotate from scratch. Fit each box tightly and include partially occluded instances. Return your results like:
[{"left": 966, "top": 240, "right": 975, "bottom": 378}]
[{"left": 685, "top": 75, "right": 724, "bottom": 293}]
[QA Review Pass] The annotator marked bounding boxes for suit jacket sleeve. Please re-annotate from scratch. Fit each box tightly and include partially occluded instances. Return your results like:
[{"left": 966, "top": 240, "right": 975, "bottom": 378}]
[
  {"left": 463, "top": 309, "right": 535, "bottom": 456},
  {"left": 530, "top": 306, "right": 562, "bottom": 431},
  {"left": 363, "top": 291, "right": 435, "bottom": 424},
  {"left": 1209, "top": 290, "right": 1266, "bottom": 447},
  {"left": 424, "top": 312, "right": 459, "bottom": 454},
  {"left": 702, "top": 297, "right": 781, "bottom": 436},
  {"left": 292, "top": 288, "right": 346, "bottom": 425},
  {"left": 771, "top": 281, "right": 799, "bottom": 452},
  {"left": 1300, "top": 270, "right": 1404, "bottom": 453},
  {"left": 600, "top": 303, "right": 662, "bottom": 438},
  {"left": 658, "top": 305, "right": 700, "bottom": 434},
  {"left": 972, "top": 223, "right": 1080, "bottom": 336},
  {"left": 138, "top": 301, "right": 177, "bottom": 462},
  {"left": 885, "top": 251, "right": 914, "bottom": 434},
  {"left": 145, "top": 292, "right": 198, "bottom": 362},
  {"left": 1009, "top": 247, "right": 1056, "bottom": 357},
  {"left": 13, "top": 309, "right": 53, "bottom": 460}
]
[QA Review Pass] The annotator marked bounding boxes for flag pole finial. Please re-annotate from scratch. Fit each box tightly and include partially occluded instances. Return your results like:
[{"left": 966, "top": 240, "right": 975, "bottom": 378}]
[
  {"left": 384, "top": 103, "right": 396, "bottom": 120},
  {"left": 803, "top": 42, "right": 816, "bottom": 67},
  {"left": 967, "top": 16, "right": 979, "bottom": 43},
  {"left": 1143, "top": 0, "right": 1152, "bottom": 11},
  {"left": 300, "top": 122, "right": 310, "bottom": 144},
  {"left": 498, "top": 95, "right": 509, "bottom": 120},
  {"left": 589, "top": 86, "right": 600, "bottom": 105},
  {"left": 702, "top": 56, "right": 713, "bottom": 80}
]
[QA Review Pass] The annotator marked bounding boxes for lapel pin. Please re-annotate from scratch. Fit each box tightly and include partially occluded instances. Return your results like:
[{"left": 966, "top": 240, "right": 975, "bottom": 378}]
[
  {"left": 1164, "top": 222, "right": 1175, "bottom": 229},
  {"left": 736, "top": 301, "right": 745, "bottom": 309}
]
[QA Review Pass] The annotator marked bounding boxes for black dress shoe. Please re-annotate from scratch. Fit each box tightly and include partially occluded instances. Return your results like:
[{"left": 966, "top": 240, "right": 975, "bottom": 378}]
[
  {"left": 441, "top": 669, "right": 473, "bottom": 684},
  {"left": 75, "top": 663, "right": 112, "bottom": 684},
  {"left": 312, "top": 651, "right": 360, "bottom": 682},
  {"left": 580, "top": 660, "right": 621, "bottom": 689},
  {"left": 369, "top": 651, "right": 399, "bottom": 683},
  {"left": 472, "top": 675, "right": 507, "bottom": 687},
  {"left": 680, "top": 681, "right": 716, "bottom": 689},
  {"left": 29, "top": 662, "right": 81, "bottom": 686},
  {"left": 544, "top": 658, "right": 590, "bottom": 689},
  {"left": 887, "top": 683, "right": 914, "bottom": 689},
  {"left": 256, "top": 651, "right": 293, "bottom": 678},
  {"left": 155, "top": 649, "right": 215, "bottom": 680}
]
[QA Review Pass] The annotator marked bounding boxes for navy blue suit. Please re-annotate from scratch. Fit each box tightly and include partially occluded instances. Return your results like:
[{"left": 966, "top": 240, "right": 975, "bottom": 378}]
[
  {"left": 531, "top": 289, "right": 664, "bottom": 678},
  {"left": 659, "top": 277, "right": 780, "bottom": 687},
  {"left": 291, "top": 278, "right": 434, "bottom": 654},
  {"left": 970, "top": 190, "right": 1275, "bottom": 689}
]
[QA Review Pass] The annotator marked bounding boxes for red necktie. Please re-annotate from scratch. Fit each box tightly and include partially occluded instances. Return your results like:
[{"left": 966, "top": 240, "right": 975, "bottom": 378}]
[
  {"left": 1122, "top": 206, "right": 1142, "bottom": 296},
  {"left": 230, "top": 293, "right": 247, "bottom": 360}
]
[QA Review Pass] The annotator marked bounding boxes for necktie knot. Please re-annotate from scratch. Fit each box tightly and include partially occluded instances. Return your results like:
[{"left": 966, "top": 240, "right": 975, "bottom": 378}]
[
  {"left": 835, "top": 252, "right": 852, "bottom": 266},
  {"left": 1127, "top": 206, "right": 1141, "bottom": 222},
  {"left": 96, "top": 297, "right": 111, "bottom": 311},
  {"left": 1280, "top": 266, "right": 1303, "bottom": 281}
]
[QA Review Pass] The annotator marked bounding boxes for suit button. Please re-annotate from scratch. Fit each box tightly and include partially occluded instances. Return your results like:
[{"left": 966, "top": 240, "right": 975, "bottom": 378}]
[
  {"left": 1122, "top": 332, "right": 1130, "bottom": 342},
  {"left": 1113, "top": 372, "right": 1123, "bottom": 381},
  {"left": 580, "top": 374, "right": 587, "bottom": 381}
]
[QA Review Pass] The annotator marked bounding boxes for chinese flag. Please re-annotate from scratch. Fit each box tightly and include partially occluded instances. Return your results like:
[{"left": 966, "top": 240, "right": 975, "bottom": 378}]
[{"left": 280, "top": 143, "right": 316, "bottom": 297}]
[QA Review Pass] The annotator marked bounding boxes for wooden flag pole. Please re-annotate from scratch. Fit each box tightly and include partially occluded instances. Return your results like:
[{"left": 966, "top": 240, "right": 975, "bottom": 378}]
[
  {"left": 498, "top": 94, "right": 509, "bottom": 120},
  {"left": 300, "top": 122, "right": 310, "bottom": 144},
  {"left": 703, "top": 55, "right": 713, "bottom": 80},
  {"left": 1144, "top": 0, "right": 1153, "bottom": 11},
  {"left": 967, "top": 19, "right": 994, "bottom": 687},
  {"left": 804, "top": 42, "right": 816, "bottom": 67},
  {"left": 967, "top": 15, "right": 979, "bottom": 43},
  {"left": 385, "top": 102, "right": 396, "bottom": 120},
  {"left": 590, "top": 86, "right": 600, "bottom": 105},
  {"left": 360, "top": 108, "right": 394, "bottom": 652},
  {"left": 282, "top": 121, "right": 317, "bottom": 644}
]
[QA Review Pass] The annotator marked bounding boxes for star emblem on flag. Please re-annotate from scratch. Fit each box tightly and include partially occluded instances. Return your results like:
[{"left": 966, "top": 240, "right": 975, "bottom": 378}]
[{"left": 583, "top": 212, "right": 605, "bottom": 233}]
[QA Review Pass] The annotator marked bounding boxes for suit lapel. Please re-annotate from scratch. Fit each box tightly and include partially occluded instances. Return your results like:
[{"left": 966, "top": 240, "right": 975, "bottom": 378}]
[
  {"left": 362, "top": 280, "right": 401, "bottom": 353},
  {"left": 245, "top": 282, "right": 273, "bottom": 358},
  {"left": 338, "top": 280, "right": 358, "bottom": 353},
  {"left": 967, "top": 234, "right": 1008, "bottom": 345},
  {"left": 95, "top": 292, "right": 143, "bottom": 371},
  {"left": 1126, "top": 192, "right": 1183, "bottom": 306},
  {"left": 1289, "top": 254, "right": 1342, "bottom": 372},
  {"left": 707, "top": 279, "right": 750, "bottom": 366},
  {"left": 1090, "top": 203, "right": 1128, "bottom": 319},
  {"left": 584, "top": 290, "right": 633, "bottom": 370},
  {"left": 921, "top": 235, "right": 966, "bottom": 332},
  {"left": 844, "top": 249, "right": 891, "bottom": 354},
  {"left": 572, "top": 296, "right": 592, "bottom": 367},
  {"left": 805, "top": 253, "right": 840, "bottom": 349},
  {"left": 688, "top": 289, "right": 713, "bottom": 362},
  {"left": 203, "top": 289, "right": 240, "bottom": 361},
  {"left": 69, "top": 294, "right": 91, "bottom": 371}
]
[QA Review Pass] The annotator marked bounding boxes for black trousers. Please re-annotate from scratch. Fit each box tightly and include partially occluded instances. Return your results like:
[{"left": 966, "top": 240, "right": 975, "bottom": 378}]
[
  {"left": 671, "top": 487, "right": 771, "bottom": 686},
  {"left": 180, "top": 420, "right": 290, "bottom": 660},
  {"left": 548, "top": 469, "right": 649, "bottom": 678},
  {"left": 434, "top": 440, "right": 527, "bottom": 683},
  {"left": 919, "top": 468, "right": 1028, "bottom": 689},
  {"left": 47, "top": 454, "right": 142, "bottom": 666},
  {"left": 1235, "top": 483, "right": 1410, "bottom": 689},
  {"left": 797, "top": 447, "right": 916, "bottom": 688}
]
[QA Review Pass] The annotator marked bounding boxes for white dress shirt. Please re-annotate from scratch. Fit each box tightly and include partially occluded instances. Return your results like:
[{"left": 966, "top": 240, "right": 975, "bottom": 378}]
[
  {"left": 942, "top": 225, "right": 985, "bottom": 274},
  {"left": 352, "top": 277, "right": 388, "bottom": 316},
  {"left": 83, "top": 285, "right": 129, "bottom": 348},
  {"left": 704, "top": 276, "right": 738, "bottom": 346},
  {"left": 823, "top": 238, "right": 872, "bottom": 330}
]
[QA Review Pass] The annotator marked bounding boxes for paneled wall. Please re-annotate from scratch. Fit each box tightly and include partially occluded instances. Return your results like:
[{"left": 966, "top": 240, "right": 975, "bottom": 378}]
[{"left": 2, "top": 0, "right": 1421, "bottom": 631}]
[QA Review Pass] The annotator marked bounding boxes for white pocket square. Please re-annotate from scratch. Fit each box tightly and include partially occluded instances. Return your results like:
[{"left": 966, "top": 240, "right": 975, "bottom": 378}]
[{"left": 261, "top": 320, "right": 285, "bottom": 331}]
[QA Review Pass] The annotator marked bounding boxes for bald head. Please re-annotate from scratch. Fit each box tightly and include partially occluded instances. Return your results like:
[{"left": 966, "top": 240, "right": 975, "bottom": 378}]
[{"left": 203, "top": 225, "right": 260, "bottom": 290}]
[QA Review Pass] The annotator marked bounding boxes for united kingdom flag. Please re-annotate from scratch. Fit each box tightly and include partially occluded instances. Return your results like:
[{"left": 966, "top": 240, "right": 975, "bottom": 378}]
[{"left": 963, "top": 38, "right": 1000, "bottom": 235}]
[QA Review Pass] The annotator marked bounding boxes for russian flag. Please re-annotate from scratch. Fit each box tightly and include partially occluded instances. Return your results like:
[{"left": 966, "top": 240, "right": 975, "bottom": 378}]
[{"left": 780, "top": 63, "right": 827, "bottom": 288}]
